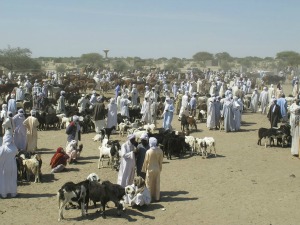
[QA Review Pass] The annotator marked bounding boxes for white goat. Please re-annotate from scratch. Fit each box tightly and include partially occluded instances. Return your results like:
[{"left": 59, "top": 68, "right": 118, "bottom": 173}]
[
  {"left": 143, "top": 123, "right": 156, "bottom": 133},
  {"left": 185, "top": 135, "right": 196, "bottom": 154},
  {"left": 22, "top": 154, "right": 42, "bottom": 183},
  {"left": 200, "top": 137, "right": 217, "bottom": 158},
  {"left": 133, "top": 130, "right": 147, "bottom": 140},
  {"left": 98, "top": 138, "right": 121, "bottom": 169}
]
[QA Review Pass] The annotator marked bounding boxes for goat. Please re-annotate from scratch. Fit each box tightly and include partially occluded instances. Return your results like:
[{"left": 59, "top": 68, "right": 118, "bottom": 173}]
[
  {"left": 200, "top": 137, "right": 217, "bottom": 158},
  {"left": 101, "top": 126, "right": 116, "bottom": 140},
  {"left": 98, "top": 139, "right": 121, "bottom": 169},
  {"left": 22, "top": 154, "right": 42, "bottom": 183},
  {"left": 143, "top": 123, "right": 156, "bottom": 133},
  {"left": 118, "top": 122, "right": 131, "bottom": 137},
  {"left": 57, "top": 180, "right": 90, "bottom": 221},
  {"left": 185, "top": 135, "right": 196, "bottom": 155}
]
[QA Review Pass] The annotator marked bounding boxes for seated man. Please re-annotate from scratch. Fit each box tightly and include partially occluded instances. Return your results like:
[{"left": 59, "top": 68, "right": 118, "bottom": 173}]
[
  {"left": 124, "top": 176, "right": 151, "bottom": 207},
  {"left": 50, "top": 147, "right": 69, "bottom": 173}
]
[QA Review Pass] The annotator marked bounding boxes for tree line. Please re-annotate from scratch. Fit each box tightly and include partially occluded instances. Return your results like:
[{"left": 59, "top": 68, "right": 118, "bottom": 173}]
[{"left": 0, "top": 45, "right": 299, "bottom": 74}]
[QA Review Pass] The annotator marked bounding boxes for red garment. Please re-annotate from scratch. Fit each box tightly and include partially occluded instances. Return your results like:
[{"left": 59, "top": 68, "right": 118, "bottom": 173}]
[{"left": 50, "top": 147, "right": 69, "bottom": 168}]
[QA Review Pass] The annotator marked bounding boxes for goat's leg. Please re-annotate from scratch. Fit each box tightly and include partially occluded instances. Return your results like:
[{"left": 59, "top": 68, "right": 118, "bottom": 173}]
[
  {"left": 80, "top": 201, "right": 86, "bottom": 217},
  {"left": 58, "top": 200, "right": 67, "bottom": 221},
  {"left": 98, "top": 155, "right": 101, "bottom": 169}
]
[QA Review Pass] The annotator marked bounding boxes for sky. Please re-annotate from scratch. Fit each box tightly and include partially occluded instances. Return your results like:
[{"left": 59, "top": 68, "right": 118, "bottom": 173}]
[{"left": 1, "top": 0, "right": 299, "bottom": 59}]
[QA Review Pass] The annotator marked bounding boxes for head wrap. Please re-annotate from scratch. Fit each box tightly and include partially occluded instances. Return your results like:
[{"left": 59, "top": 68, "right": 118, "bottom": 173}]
[
  {"left": 149, "top": 137, "right": 157, "bottom": 148},
  {"left": 18, "top": 108, "right": 24, "bottom": 114},
  {"left": 31, "top": 109, "right": 36, "bottom": 116},
  {"left": 60, "top": 90, "right": 65, "bottom": 95},
  {"left": 11, "top": 93, "right": 15, "bottom": 98},
  {"left": 140, "top": 133, "right": 148, "bottom": 140},
  {"left": 7, "top": 111, "right": 13, "bottom": 118},
  {"left": 73, "top": 115, "right": 79, "bottom": 121},
  {"left": 56, "top": 147, "right": 63, "bottom": 153},
  {"left": 2, "top": 104, "right": 7, "bottom": 110},
  {"left": 127, "top": 134, "right": 135, "bottom": 140},
  {"left": 3, "top": 133, "right": 13, "bottom": 145},
  {"left": 92, "top": 90, "right": 96, "bottom": 94}
]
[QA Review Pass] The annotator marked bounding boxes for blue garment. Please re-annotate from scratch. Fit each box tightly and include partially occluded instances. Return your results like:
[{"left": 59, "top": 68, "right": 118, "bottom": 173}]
[
  {"left": 163, "top": 104, "right": 174, "bottom": 130},
  {"left": 189, "top": 97, "right": 196, "bottom": 109},
  {"left": 276, "top": 97, "right": 287, "bottom": 120},
  {"left": 115, "top": 85, "right": 121, "bottom": 98},
  {"left": 223, "top": 101, "right": 235, "bottom": 132}
]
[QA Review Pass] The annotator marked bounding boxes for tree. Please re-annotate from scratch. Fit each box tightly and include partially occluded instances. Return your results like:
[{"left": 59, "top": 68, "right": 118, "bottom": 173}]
[
  {"left": 215, "top": 52, "right": 233, "bottom": 63},
  {"left": 0, "top": 45, "right": 41, "bottom": 71},
  {"left": 276, "top": 51, "right": 300, "bottom": 66},
  {"left": 56, "top": 64, "right": 67, "bottom": 73},
  {"left": 112, "top": 60, "right": 129, "bottom": 72},
  {"left": 80, "top": 53, "right": 104, "bottom": 68},
  {"left": 193, "top": 52, "right": 214, "bottom": 62}
]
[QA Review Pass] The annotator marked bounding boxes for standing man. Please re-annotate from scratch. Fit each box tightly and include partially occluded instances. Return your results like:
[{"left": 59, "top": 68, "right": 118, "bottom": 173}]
[
  {"left": 131, "top": 84, "right": 139, "bottom": 106},
  {"left": 117, "top": 134, "right": 137, "bottom": 188},
  {"left": 92, "top": 97, "right": 106, "bottom": 133},
  {"left": 23, "top": 109, "right": 40, "bottom": 152},
  {"left": 142, "top": 137, "right": 163, "bottom": 202},
  {"left": 250, "top": 88, "right": 259, "bottom": 113},
  {"left": 141, "top": 97, "right": 151, "bottom": 124},
  {"left": 267, "top": 99, "right": 282, "bottom": 128},
  {"left": 7, "top": 93, "right": 17, "bottom": 116},
  {"left": 135, "top": 133, "right": 149, "bottom": 179},
  {"left": 115, "top": 83, "right": 121, "bottom": 99},
  {"left": 106, "top": 98, "right": 118, "bottom": 133},
  {"left": 162, "top": 98, "right": 174, "bottom": 130},
  {"left": 77, "top": 94, "right": 89, "bottom": 114},
  {"left": 259, "top": 87, "right": 269, "bottom": 114},
  {"left": 56, "top": 91, "right": 66, "bottom": 114},
  {"left": 276, "top": 93, "right": 288, "bottom": 122},
  {"left": 206, "top": 97, "right": 216, "bottom": 130},
  {"left": 12, "top": 109, "right": 27, "bottom": 151},
  {"left": 189, "top": 93, "right": 197, "bottom": 117}
]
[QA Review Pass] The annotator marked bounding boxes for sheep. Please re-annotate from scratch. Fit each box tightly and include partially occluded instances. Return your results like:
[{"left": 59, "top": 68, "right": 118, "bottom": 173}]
[
  {"left": 56, "top": 113, "right": 66, "bottom": 129},
  {"left": 98, "top": 139, "right": 121, "bottom": 169},
  {"left": 57, "top": 179, "right": 90, "bottom": 221},
  {"left": 201, "top": 137, "right": 217, "bottom": 158},
  {"left": 133, "top": 130, "right": 148, "bottom": 141},
  {"left": 22, "top": 154, "right": 42, "bottom": 183}
]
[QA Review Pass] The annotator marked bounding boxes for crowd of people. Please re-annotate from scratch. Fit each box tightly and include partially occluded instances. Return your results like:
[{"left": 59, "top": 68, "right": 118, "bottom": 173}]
[{"left": 0, "top": 68, "right": 300, "bottom": 206}]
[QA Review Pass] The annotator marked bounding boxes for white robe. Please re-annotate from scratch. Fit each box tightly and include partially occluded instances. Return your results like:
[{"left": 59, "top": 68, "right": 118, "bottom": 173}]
[
  {"left": 0, "top": 138, "right": 18, "bottom": 198},
  {"left": 250, "top": 91, "right": 259, "bottom": 113},
  {"left": 117, "top": 141, "right": 136, "bottom": 188},
  {"left": 117, "top": 96, "right": 122, "bottom": 114},
  {"left": 181, "top": 95, "right": 189, "bottom": 109},
  {"left": 107, "top": 102, "right": 118, "bottom": 129},
  {"left": 13, "top": 114, "right": 27, "bottom": 150},
  {"left": 141, "top": 101, "right": 151, "bottom": 124},
  {"left": 131, "top": 88, "right": 138, "bottom": 106},
  {"left": 120, "top": 98, "right": 131, "bottom": 117},
  {"left": 290, "top": 103, "right": 300, "bottom": 155},
  {"left": 259, "top": 90, "right": 269, "bottom": 114},
  {"left": 206, "top": 101, "right": 216, "bottom": 128},
  {"left": 124, "top": 184, "right": 151, "bottom": 206}
]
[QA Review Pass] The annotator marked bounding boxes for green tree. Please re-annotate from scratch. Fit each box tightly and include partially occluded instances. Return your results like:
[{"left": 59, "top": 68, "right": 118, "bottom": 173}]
[
  {"left": 215, "top": 52, "right": 233, "bottom": 63},
  {"left": 112, "top": 60, "right": 129, "bottom": 72},
  {"left": 56, "top": 64, "right": 67, "bottom": 73},
  {"left": 0, "top": 45, "right": 41, "bottom": 71},
  {"left": 193, "top": 51, "right": 214, "bottom": 62},
  {"left": 80, "top": 53, "right": 104, "bottom": 68},
  {"left": 276, "top": 51, "right": 300, "bottom": 66}
]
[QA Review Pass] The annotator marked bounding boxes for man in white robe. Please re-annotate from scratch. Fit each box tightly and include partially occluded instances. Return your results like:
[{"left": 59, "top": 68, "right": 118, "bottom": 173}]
[
  {"left": 131, "top": 84, "right": 139, "bottom": 106},
  {"left": 13, "top": 109, "right": 27, "bottom": 151},
  {"left": 120, "top": 95, "right": 131, "bottom": 118},
  {"left": 206, "top": 97, "right": 216, "bottom": 130},
  {"left": 289, "top": 100, "right": 300, "bottom": 156},
  {"left": 259, "top": 87, "right": 269, "bottom": 114},
  {"left": 7, "top": 94, "right": 17, "bottom": 116},
  {"left": 106, "top": 98, "right": 117, "bottom": 132},
  {"left": 23, "top": 110, "right": 39, "bottom": 152},
  {"left": 268, "top": 84, "right": 275, "bottom": 103},
  {"left": 117, "top": 134, "right": 137, "bottom": 187},
  {"left": 141, "top": 98, "right": 151, "bottom": 124},
  {"left": 15, "top": 86, "right": 25, "bottom": 102},
  {"left": 250, "top": 88, "right": 259, "bottom": 113},
  {"left": 77, "top": 94, "right": 89, "bottom": 114},
  {"left": 124, "top": 177, "right": 151, "bottom": 206}
]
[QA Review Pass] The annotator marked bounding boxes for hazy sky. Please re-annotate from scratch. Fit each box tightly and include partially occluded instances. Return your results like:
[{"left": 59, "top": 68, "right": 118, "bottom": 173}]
[{"left": 1, "top": 0, "right": 299, "bottom": 59}]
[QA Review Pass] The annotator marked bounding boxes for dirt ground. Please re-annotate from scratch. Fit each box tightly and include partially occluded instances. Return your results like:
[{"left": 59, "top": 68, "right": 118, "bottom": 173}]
[{"left": 1, "top": 82, "right": 300, "bottom": 225}]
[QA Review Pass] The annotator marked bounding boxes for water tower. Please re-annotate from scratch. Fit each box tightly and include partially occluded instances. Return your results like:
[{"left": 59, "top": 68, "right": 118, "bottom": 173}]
[{"left": 103, "top": 49, "right": 109, "bottom": 59}]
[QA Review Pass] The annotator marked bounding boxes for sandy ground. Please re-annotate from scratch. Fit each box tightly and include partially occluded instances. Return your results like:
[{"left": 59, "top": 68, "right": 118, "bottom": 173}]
[{"left": 1, "top": 83, "right": 300, "bottom": 225}]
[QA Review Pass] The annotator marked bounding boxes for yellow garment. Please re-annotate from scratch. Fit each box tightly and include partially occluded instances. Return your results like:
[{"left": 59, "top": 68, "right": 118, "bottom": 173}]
[
  {"left": 142, "top": 147, "right": 163, "bottom": 201},
  {"left": 23, "top": 116, "right": 39, "bottom": 152}
]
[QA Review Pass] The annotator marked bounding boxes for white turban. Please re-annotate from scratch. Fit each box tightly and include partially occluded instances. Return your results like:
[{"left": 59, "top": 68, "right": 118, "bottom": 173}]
[
  {"left": 149, "top": 137, "right": 157, "bottom": 148},
  {"left": 127, "top": 134, "right": 135, "bottom": 140},
  {"left": 140, "top": 133, "right": 148, "bottom": 140},
  {"left": 73, "top": 115, "right": 79, "bottom": 121},
  {"left": 30, "top": 109, "right": 36, "bottom": 116},
  {"left": 18, "top": 108, "right": 24, "bottom": 114},
  {"left": 2, "top": 133, "right": 13, "bottom": 146}
]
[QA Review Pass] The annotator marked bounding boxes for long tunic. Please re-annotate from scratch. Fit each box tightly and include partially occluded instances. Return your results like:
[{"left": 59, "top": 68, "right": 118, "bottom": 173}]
[
  {"left": 223, "top": 100, "right": 235, "bottom": 132},
  {"left": 0, "top": 136, "right": 18, "bottom": 198},
  {"left": 207, "top": 101, "right": 216, "bottom": 128},
  {"left": 117, "top": 141, "right": 136, "bottom": 188},
  {"left": 259, "top": 90, "right": 269, "bottom": 114},
  {"left": 250, "top": 91, "right": 259, "bottom": 113},
  {"left": 7, "top": 98, "right": 17, "bottom": 115},
  {"left": 120, "top": 98, "right": 131, "bottom": 117},
  {"left": 289, "top": 103, "right": 300, "bottom": 156},
  {"left": 267, "top": 104, "right": 282, "bottom": 128},
  {"left": 162, "top": 103, "right": 174, "bottom": 130},
  {"left": 136, "top": 143, "right": 150, "bottom": 179},
  {"left": 233, "top": 101, "right": 241, "bottom": 131},
  {"left": 276, "top": 97, "right": 288, "bottom": 121},
  {"left": 142, "top": 147, "right": 163, "bottom": 201},
  {"left": 131, "top": 88, "right": 138, "bottom": 106},
  {"left": 107, "top": 102, "right": 118, "bottom": 129},
  {"left": 141, "top": 100, "right": 151, "bottom": 124},
  {"left": 23, "top": 116, "right": 39, "bottom": 152},
  {"left": 56, "top": 96, "right": 66, "bottom": 114},
  {"left": 13, "top": 113, "right": 27, "bottom": 150}
]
